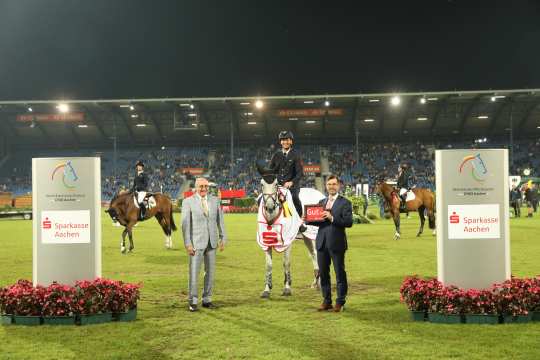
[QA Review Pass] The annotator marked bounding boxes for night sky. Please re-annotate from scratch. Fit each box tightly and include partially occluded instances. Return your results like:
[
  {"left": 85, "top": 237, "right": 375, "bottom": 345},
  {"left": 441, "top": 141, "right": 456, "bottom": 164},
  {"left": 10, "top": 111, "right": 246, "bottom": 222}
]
[{"left": 1, "top": 0, "right": 539, "bottom": 100}]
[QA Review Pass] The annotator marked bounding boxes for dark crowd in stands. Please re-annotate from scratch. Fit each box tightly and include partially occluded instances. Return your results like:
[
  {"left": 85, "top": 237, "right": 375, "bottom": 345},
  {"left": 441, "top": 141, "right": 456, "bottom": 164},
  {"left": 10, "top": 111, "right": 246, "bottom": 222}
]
[{"left": 0, "top": 137, "right": 539, "bottom": 201}]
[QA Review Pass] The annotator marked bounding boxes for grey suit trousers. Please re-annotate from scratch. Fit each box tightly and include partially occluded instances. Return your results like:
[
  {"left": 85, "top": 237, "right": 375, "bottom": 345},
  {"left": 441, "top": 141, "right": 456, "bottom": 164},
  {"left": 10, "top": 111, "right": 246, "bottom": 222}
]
[{"left": 188, "top": 241, "right": 216, "bottom": 305}]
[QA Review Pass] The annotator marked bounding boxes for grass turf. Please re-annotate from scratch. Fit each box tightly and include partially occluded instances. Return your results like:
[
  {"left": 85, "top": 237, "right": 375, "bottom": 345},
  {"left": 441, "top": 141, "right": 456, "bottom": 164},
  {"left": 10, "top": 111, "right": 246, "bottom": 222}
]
[{"left": 1, "top": 209, "right": 540, "bottom": 359}]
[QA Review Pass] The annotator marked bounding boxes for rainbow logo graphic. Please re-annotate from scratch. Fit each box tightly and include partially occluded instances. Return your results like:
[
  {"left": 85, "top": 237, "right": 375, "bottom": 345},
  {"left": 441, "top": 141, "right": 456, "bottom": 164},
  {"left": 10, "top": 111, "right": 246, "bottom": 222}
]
[
  {"left": 51, "top": 161, "right": 79, "bottom": 189},
  {"left": 459, "top": 154, "right": 488, "bottom": 182}
]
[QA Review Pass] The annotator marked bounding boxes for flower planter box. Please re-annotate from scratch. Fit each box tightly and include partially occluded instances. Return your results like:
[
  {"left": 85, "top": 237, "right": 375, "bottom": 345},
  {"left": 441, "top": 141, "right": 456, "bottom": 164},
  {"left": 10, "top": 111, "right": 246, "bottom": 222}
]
[
  {"left": 42, "top": 316, "right": 76, "bottom": 326},
  {"left": 410, "top": 310, "right": 427, "bottom": 321},
  {"left": 464, "top": 314, "right": 500, "bottom": 324},
  {"left": 502, "top": 313, "right": 533, "bottom": 324},
  {"left": 428, "top": 313, "right": 464, "bottom": 324},
  {"left": 113, "top": 308, "right": 137, "bottom": 322},
  {"left": 1, "top": 314, "right": 13, "bottom": 325},
  {"left": 79, "top": 312, "right": 113, "bottom": 325},
  {"left": 532, "top": 311, "right": 540, "bottom": 322},
  {"left": 13, "top": 315, "right": 42, "bottom": 326}
]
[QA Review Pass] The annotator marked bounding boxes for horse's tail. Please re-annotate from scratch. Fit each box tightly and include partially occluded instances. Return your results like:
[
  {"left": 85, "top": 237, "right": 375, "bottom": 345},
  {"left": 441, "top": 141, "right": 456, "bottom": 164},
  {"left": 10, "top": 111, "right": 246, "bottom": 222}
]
[
  {"left": 169, "top": 199, "right": 178, "bottom": 231},
  {"left": 169, "top": 201, "right": 177, "bottom": 232},
  {"left": 428, "top": 190, "right": 436, "bottom": 229}
]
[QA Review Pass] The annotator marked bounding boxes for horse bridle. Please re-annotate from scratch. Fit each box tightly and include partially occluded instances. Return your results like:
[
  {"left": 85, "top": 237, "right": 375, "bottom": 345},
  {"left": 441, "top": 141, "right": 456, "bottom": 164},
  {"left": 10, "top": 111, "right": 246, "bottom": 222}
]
[{"left": 262, "top": 186, "right": 280, "bottom": 210}]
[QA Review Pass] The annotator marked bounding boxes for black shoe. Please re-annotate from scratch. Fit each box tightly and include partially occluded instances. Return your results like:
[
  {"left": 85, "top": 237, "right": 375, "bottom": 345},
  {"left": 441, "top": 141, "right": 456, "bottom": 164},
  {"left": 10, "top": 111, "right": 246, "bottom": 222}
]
[
  {"left": 299, "top": 224, "right": 307, "bottom": 233},
  {"left": 188, "top": 304, "right": 198, "bottom": 312},
  {"left": 202, "top": 302, "right": 217, "bottom": 309}
]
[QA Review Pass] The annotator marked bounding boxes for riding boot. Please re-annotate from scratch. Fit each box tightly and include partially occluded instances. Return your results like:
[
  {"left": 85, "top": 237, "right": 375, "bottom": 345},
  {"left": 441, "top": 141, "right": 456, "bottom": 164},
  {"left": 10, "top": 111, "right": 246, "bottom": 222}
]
[
  {"left": 139, "top": 203, "right": 146, "bottom": 220},
  {"left": 400, "top": 196, "right": 407, "bottom": 212}
]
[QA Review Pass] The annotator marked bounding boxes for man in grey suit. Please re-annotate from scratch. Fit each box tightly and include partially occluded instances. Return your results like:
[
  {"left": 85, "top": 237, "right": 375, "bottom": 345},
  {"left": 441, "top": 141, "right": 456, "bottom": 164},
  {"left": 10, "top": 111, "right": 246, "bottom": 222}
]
[{"left": 181, "top": 177, "right": 227, "bottom": 312}]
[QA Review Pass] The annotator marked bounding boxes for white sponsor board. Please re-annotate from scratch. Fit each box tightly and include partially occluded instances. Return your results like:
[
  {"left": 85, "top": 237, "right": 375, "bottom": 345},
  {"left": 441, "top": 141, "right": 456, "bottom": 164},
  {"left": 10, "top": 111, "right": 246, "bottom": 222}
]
[
  {"left": 41, "top": 210, "right": 91, "bottom": 244},
  {"left": 447, "top": 204, "right": 500, "bottom": 239}
]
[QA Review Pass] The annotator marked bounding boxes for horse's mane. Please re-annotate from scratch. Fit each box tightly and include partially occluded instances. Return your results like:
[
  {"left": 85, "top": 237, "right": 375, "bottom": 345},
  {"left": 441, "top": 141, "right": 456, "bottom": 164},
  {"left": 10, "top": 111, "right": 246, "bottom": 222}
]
[{"left": 110, "top": 190, "right": 131, "bottom": 205}]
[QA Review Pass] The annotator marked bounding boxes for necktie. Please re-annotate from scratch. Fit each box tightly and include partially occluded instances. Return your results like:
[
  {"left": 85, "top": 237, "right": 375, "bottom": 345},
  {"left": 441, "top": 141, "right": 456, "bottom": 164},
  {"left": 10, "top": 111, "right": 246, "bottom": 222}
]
[
  {"left": 326, "top": 196, "right": 335, "bottom": 210},
  {"left": 201, "top": 197, "right": 209, "bottom": 217}
]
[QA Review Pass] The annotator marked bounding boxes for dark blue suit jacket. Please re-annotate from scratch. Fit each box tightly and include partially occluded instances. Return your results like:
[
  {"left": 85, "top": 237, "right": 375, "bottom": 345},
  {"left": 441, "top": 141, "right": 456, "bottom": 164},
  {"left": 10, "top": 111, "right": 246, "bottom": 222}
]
[{"left": 308, "top": 195, "right": 353, "bottom": 252}]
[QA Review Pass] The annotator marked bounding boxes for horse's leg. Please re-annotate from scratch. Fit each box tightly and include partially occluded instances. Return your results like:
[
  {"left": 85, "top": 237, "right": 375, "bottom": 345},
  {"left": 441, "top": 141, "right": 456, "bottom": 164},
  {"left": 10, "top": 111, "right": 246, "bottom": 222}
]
[
  {"left": 303, "top": 236, "right": 320, "bottom": 289},
  {"left": 393, "top": 209, "right": 401, "bottom": 240},
  {"left": 282, "top": 246, "right": 292, "bottom": 296},
  {"left": 127, "top": 223, "right": 135, "bottom": 252},
  {"left": 417, "top": 205, "right": 425, "bottom": 237},
  {"left": 121, "top": 228, "right": 127, "bottom": 254},
  {"left": 261, "top": 249, "right": 272, "bottom": 298}
]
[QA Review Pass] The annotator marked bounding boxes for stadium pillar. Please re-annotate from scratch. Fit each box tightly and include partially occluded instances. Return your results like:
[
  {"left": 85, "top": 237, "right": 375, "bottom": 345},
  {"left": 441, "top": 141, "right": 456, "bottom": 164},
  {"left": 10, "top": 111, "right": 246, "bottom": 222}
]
[{"left": 230, "top": 111, "right": 234, "bottom": 169}]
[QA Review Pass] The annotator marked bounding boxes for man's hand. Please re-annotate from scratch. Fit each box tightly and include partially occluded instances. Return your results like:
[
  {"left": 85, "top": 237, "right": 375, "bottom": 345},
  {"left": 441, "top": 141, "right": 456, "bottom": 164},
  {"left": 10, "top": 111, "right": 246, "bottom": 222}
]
[
  {"left": 284, "top": 181, "right": 293, "bottom": 189},
  {"left": 218, "top": 241, "right": 225, "bottom": 252},
  {"left": 322, "top": 210, "right": 333, "bottom": 222},
  {"left": 185, "top": 245, "right": 195, "bottom": 256}
]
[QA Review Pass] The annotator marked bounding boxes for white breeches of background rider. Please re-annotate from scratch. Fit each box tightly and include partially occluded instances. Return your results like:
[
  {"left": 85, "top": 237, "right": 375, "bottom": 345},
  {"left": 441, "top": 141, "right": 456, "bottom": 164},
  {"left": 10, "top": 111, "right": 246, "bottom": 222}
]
[{"left": 137, "top": 191, "right": 147, "bottom": 204}]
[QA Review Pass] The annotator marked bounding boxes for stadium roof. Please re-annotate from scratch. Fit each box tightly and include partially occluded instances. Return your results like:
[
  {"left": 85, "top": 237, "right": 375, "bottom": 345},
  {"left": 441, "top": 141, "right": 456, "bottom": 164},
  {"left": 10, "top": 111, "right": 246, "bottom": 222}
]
[{"left": 1, "top": 88, "right": 540, "bottom": 147}]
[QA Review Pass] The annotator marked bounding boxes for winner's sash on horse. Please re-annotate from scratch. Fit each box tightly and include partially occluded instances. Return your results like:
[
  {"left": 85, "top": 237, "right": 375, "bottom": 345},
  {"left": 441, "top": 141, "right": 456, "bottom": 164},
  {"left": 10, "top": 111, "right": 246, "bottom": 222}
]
[{"left": 257, "top": 187, "right": 302, "bottom": 252}]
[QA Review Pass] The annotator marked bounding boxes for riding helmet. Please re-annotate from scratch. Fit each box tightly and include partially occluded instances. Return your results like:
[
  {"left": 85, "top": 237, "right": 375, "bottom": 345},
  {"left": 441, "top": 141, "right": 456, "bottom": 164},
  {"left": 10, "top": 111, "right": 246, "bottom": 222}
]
[{"left": 278, "top": 130, "right": 294, "bottom": 141}]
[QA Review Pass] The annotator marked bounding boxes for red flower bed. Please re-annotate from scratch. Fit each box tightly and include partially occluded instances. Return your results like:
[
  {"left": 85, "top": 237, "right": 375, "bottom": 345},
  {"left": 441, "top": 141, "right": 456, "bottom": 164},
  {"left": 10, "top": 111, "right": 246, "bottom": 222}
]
[
  {"left": 400, "top": 276, "right": 540, "bottom": 316},
  {"left": 0, "top": 278, "right": 141, "bottom": 317}
]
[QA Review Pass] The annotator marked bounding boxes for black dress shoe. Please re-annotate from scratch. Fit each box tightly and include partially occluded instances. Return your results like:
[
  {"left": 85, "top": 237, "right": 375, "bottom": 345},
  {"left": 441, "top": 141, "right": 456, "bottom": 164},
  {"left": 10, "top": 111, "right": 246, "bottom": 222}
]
[
  {"left": 202, "top": 302, "right": 217, "bottom": 309},
  {"left": 188, "top": 304, "right": 198, "bottom": 312}
]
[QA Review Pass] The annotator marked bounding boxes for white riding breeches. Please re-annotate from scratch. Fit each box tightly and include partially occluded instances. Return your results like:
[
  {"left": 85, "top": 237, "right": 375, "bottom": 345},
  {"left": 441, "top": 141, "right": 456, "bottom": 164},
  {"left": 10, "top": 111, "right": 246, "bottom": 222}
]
[{"left": 137, "top": 191, "right": 147, "bottom": 204}]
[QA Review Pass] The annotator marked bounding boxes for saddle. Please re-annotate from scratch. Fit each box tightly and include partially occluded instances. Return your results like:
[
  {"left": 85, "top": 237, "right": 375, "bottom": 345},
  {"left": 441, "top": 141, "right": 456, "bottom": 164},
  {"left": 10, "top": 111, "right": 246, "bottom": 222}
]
[{"left": 133, "top": 192, "right": 157, "bottom": 209}]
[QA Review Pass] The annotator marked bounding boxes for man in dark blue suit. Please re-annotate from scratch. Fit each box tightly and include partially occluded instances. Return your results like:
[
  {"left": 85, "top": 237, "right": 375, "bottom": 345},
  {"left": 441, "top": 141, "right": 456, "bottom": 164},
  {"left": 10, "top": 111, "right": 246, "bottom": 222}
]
[{"left": 307, "top": 174, "right": 353, "bottom": 312}]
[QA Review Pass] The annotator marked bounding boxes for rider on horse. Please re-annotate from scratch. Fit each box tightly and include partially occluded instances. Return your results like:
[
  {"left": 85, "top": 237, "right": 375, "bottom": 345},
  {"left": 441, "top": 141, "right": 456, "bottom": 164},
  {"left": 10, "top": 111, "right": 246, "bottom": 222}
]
[
  {"left": 269, "top": 130, "right": 307, "bottom": 233},
  {"left": 133, "top": 160, "right": 150, "bottom": 220},
  {"left": 397, "top": 162, "right": 414, "bottom": 211}
]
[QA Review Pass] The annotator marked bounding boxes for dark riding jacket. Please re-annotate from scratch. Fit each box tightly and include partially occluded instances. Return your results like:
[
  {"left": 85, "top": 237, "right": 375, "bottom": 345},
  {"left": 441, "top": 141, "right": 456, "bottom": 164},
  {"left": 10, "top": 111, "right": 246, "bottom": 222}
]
[
  {"left": 397, "top": 168, "right": 413, "bottom": 189},
  {"left": 268, "top": 148, "right": 303, "bottom": 190},
  {"left": 132, "top": 172, "right": 149, "bottom": 192}
]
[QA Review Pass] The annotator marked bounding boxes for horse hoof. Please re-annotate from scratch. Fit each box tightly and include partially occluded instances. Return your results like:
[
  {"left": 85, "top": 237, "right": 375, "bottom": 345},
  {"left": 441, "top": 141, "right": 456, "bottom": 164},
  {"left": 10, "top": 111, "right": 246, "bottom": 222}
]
[
  {"left": 394, "top": 234, "right": 401, "bottom": 241},
  {"left": 281, "top": 288, "right": 292, "bottom": 296},
  {"left": 416, "top": 233, "right": 422, "bottom": 237},
  {"left": 121, "top": 247, "right": 126, "bottom": 254},
  {"left": 260, "top": 291, "right": 270, "bottom": 299}
]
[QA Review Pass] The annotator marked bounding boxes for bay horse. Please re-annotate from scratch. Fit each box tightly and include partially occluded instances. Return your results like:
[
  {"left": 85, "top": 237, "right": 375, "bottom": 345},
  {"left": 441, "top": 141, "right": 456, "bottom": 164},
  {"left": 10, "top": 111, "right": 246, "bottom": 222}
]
[
  {"left": 375, "top": 181, "right": 435, "bottom": 240},
  {"left": 105, "top": 191, "right": 177, "bottom": 253},
  {"left": 256, "top": 163, "right": 322, "bottom": 298}
]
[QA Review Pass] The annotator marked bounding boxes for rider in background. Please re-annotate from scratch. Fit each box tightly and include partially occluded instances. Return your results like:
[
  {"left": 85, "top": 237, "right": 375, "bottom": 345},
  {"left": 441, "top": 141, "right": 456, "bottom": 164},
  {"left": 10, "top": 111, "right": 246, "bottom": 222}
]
[
  {"left": 397, "top": 162, "right": 414, "bottom": 211},
  {"left": 132, "top": 160, "right": 149, "bottom": 220},
  {"left": 269, "top": 130, "right": 307, "bottom": 232}
]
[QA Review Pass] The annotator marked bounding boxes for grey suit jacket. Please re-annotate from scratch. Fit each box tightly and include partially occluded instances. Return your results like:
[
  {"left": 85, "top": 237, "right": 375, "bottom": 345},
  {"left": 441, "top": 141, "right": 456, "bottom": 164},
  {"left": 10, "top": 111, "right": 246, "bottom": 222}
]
[{"left": 181, "top": 194, "right": 227, "bottom": 250}]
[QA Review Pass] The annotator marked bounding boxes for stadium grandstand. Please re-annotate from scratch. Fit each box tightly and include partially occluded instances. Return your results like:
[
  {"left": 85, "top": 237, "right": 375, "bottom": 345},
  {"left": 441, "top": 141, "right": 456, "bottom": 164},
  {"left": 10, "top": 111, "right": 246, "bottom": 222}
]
[{"left": 1, "top": 89, "right": 539, "bottom": 202}]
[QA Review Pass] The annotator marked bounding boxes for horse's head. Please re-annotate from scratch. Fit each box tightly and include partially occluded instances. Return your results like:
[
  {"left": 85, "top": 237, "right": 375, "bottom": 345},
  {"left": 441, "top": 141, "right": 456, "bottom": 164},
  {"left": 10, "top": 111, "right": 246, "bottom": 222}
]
[
  {"left": 256, "top": 161, "right": 281, "bottom": 223},
  {"left": 105, "top": 192, "right": 125, "bottom": 222}
]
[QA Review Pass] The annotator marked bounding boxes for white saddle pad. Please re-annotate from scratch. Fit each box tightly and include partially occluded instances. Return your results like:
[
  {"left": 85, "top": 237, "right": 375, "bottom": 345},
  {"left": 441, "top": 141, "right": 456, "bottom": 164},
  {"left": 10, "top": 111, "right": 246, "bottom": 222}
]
[
  {"left": 133, "top": 192, "right": 157, "bottom": 209},
  {"left": 406, "top": 191, "right": 416, "bottom": 202}
]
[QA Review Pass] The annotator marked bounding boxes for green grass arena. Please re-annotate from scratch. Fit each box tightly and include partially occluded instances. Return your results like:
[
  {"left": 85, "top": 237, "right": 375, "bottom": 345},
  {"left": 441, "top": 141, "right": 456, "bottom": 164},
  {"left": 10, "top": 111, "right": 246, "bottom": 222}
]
[{"left": 1, "top": 209, "right": 540, "bottom": 359}]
